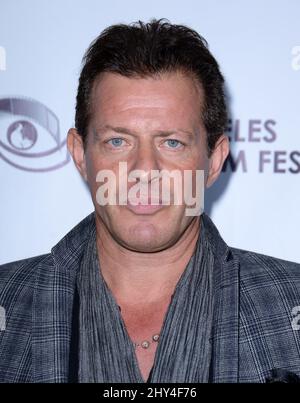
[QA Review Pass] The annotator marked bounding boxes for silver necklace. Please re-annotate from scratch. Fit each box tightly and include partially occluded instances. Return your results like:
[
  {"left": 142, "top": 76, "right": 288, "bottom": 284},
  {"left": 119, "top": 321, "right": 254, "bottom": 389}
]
[
  {"left": 133, "top": 333, "right": 160, "bottom": 349},
  {"left": 117, "top": 305, "right": 161, "bottom": 349}
]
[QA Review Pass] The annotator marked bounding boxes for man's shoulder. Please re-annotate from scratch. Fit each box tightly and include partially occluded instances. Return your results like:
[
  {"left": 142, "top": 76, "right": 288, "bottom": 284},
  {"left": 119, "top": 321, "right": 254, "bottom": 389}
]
[
  {"left": 0, "top": 254, "right": 52, "bottom": 289},
  {"left": 0, "top": 212, "right": 95, "bottom": 290},
  {"left": 0, "top": 254, "right": 51, "bottom": 269},
  {"left": 230, "top": 246, "right": 300, "bottom": 279},
  {"left": 230, "top": 246, "right": 300, "bottom": 318},
  {"left": 229, "top": 247, "right": 300, "bottom": 381}
]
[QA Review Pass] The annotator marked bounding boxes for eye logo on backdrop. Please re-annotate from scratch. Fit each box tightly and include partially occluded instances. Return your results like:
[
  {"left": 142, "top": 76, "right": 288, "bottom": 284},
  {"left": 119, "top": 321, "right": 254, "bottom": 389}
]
[{"left": 0, "top": 97, "right": 70, "bottom": 172}]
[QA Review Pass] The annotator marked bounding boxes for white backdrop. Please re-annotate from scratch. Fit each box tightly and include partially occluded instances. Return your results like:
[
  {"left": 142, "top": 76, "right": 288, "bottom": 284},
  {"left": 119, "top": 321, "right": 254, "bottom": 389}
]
[{"left": 0, "top": 0, "right": 299, "bottom": 264}]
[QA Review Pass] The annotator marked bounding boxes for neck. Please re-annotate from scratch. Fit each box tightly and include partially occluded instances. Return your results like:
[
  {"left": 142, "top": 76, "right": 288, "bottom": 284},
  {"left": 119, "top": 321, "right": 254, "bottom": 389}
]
[{"left": 95, "top": 215, "right": 201, "bottom": 306}]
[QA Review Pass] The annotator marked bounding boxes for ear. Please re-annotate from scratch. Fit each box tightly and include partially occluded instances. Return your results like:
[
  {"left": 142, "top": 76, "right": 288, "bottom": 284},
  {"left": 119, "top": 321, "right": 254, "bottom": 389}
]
[
  {"left": 67, "top": 128, "right": 87, "bottom": 181},
  {"left": 206, "top": 134, "right": 229, "bottom": 188}
]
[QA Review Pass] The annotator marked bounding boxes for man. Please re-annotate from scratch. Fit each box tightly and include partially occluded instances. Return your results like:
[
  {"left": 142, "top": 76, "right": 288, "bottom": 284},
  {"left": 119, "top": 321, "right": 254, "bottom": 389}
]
[{"left": 0, "top": 19, "right": 300, "bottom": 384}]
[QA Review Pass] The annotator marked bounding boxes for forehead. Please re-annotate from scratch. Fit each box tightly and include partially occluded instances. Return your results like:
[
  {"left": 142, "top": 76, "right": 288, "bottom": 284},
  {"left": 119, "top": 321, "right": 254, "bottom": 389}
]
[{"left": 89, "top": 71, "right": 204, "bottom": 129}]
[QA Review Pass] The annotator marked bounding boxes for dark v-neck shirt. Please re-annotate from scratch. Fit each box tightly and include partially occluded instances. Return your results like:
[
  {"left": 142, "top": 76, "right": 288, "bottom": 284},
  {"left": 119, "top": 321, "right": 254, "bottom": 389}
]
[{"left": 70, "top": 216, "right": 215, "bottom": 383}]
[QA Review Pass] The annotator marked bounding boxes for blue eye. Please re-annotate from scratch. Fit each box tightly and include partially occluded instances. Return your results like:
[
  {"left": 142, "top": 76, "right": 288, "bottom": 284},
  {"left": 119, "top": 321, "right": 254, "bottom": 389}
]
[
  {"left": 108, "top": 138, "right": 124, "bottom": 147},
  {"left": 165, "top": 139, "right": 182, "bottom": 148}
]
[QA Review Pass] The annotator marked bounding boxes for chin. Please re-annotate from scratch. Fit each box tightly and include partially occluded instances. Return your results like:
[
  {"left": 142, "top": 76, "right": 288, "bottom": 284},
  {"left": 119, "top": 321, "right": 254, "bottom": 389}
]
[
  {"left": 97, "top": 206, "right": 187, "bottom": 252},
  {"left": 124, "top": 222, "right": 165, "bottom": 252},
  {"left": 115, "top": 220, "right": 176, "bottom": 252}
]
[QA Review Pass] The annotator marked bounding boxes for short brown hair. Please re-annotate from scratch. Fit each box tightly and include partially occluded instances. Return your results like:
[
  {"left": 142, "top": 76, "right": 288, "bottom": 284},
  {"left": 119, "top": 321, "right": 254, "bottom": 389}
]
[{"left": 75, "top": 18, "right": 227, "bottom": 155}]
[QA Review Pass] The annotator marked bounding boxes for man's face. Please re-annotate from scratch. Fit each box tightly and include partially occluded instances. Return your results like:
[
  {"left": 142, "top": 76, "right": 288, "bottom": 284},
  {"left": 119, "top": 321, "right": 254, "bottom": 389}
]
[{"left": 68, "top": 71, "right": 228, "bottom": 252}]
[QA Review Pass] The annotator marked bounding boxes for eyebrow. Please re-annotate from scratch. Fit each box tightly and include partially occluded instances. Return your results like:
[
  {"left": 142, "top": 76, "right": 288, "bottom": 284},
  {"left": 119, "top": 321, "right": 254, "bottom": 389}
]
[{"left": 93, "top": 124, "right": 195, "bottom": 140}]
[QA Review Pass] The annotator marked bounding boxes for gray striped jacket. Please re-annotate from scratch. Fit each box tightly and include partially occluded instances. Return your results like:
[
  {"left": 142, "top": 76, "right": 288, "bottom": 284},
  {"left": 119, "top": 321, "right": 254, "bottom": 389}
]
[{"left": 0, "top": 212, "right": 300, "bottom": 383}]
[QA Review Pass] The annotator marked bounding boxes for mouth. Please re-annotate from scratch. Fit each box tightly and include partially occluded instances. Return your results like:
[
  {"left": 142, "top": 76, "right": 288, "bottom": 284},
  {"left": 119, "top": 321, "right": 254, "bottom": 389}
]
[{"left": 126, "top": 200, "right": 166, "bottom": 215}]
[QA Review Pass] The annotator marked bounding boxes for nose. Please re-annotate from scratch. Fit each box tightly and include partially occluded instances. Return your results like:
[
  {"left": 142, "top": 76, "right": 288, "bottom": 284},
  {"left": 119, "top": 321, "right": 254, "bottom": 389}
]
[{"left": 130, "top": 141, "right": 161, "bottom": 181}]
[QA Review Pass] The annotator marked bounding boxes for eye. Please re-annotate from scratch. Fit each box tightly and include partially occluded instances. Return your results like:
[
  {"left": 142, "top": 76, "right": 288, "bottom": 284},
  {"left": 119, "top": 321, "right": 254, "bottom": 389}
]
[
  {"left": 164, "top": 139, "right": 183, "bottom": 149},
  {"left": 107, "top": 137, "right": 126, "bottom": 147}
]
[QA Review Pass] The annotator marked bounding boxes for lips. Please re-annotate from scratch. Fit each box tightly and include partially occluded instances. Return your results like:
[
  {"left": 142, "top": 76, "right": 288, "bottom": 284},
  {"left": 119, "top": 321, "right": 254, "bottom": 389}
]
[{"left": 127, "top": 199, "right": 165, "bottom": 215}]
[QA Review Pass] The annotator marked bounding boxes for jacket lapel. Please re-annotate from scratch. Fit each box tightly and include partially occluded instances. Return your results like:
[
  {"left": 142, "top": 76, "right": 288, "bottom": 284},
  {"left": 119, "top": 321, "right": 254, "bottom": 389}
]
[
  {"left": 32, "top": 212, "right": 95, "bottom": 382},
  {"left": 210, "top": 252, "right": 240, "bottom": 382},
  {"left": 202, "top": 214, "right": 240, "bottom": 383}
]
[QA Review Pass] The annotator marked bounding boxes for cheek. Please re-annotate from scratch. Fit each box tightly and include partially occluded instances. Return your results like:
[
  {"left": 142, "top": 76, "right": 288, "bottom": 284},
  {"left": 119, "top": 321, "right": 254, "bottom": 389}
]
[
  {"left": 84, "top": 152, "right": 102, "bottom": 195},
  {"left": 85, "top": 150, "right": 106, "bottom": 179}
]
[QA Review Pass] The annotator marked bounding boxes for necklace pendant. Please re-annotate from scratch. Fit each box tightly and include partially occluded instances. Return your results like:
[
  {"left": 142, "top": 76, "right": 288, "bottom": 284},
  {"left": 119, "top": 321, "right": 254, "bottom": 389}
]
[
  {"left": 133, "top": 333, "right": 160, "bottom": 349},
  {"left": 141, "top": 340, "right": 150, "bottom": 349},
  {"left": 152, "top": 334, "right": 160, "bottom": 342}
]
